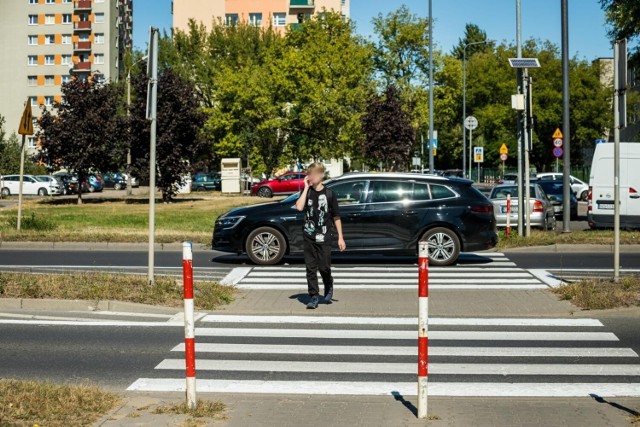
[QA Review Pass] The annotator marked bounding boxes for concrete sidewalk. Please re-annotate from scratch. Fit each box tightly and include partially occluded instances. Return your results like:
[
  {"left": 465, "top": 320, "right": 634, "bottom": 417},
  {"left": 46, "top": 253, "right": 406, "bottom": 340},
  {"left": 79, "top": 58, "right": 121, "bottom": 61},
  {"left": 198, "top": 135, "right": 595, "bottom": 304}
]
[{"left": 96, "top": 392, "right": 640, "bottom": 427}]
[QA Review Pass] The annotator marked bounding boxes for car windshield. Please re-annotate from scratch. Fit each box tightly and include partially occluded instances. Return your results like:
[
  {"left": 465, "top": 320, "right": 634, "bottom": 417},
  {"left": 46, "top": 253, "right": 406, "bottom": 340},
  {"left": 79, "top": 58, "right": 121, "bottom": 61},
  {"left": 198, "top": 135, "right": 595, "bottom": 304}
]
[
  {"left": 538, "top": 182, "right": 563, "bottom": 195},
  {"left": 491, "top": 186, "right": 536, "bottom": 199}
]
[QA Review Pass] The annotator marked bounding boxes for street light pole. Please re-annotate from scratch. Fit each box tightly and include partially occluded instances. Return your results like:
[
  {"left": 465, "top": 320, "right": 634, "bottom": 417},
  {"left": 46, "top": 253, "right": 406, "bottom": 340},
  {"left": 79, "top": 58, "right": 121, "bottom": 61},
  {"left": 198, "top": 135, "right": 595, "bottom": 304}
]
[
  {"left": 561, "top": 0, "right": 571, "bottom": 233},
  {"left": 428, "top": 0, "right": 434, "bottom": 173},
  {"left": 462, "top": 40, "right": 489, "bottom": 179},
  {"left": 516, "top": 0, "right": 524, "bottom": 237}
]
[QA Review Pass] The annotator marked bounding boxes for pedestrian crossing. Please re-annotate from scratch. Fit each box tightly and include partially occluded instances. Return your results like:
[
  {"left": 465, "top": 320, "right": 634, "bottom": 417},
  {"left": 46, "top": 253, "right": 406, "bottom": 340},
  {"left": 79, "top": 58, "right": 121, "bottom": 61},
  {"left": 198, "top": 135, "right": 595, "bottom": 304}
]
[
  {"left": 220, "top": 252, "right": 555, "bottom": 290},
  {"left": 127, "top": 315, "right": 640, "bottom": 397}
]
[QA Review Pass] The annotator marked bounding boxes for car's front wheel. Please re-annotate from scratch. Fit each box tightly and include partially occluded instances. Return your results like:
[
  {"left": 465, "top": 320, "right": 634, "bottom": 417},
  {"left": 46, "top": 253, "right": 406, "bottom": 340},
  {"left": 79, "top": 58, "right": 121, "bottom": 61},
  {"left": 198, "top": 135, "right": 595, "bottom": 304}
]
[
  {"left": 246, "top": 227, "right": 286, "bottom": 265},
  {"left": 421, "top": 227, "right": 461, "bottom": 266},
  {"left": 88, "top": 185, "right": 95, "bottom": 193},
  {"left": 114, "top": 183, "right": 123, "bottom": 191},
  {"left": 37, "top": 188, "right": 48, "bottom": 196},
  {"left": 1, "top": 188, "right": 10, "bottom": 196},
  {"left": 257, "top": 186, "right": 273, "bottom": 198}
]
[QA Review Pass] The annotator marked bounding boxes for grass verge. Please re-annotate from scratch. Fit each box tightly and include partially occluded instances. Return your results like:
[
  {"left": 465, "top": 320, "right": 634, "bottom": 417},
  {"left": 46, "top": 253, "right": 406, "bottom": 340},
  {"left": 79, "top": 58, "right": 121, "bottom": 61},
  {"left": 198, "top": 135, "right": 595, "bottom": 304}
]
[
  {"left": 153, "top": 399, "right": 226, "bottom": 419},
  {"left": 551, "top": 275, "right": 640, "bottom": 310},
  {"left": 497, "top": 229, "right": 640, "bottom": 249},
  {"left": 0, "top": 273, "right": 235, "bottom": 310},
  {"left": 0, "top": 195, "right": 268, "bottom": 244},
  {"left": 0, "top": 379, "right": 120, "bottom": 427}
]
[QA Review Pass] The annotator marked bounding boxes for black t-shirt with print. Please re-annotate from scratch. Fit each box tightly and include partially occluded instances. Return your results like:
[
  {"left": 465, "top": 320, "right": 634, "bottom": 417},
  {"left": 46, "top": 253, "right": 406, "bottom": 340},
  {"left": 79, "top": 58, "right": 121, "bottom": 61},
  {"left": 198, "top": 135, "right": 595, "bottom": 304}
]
[{"left": 303, "top": 186, "right": 340, "bottom": 245}]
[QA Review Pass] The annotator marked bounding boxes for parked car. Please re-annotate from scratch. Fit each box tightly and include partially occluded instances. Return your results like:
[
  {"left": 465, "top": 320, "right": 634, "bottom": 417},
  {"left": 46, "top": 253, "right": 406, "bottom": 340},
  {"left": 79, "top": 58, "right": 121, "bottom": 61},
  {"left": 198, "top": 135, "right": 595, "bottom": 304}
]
[
  {"left": 35, "top": 175, "right": 64, "bottom": 195},
  {"left": 499, "top": 174, "right": 518, "bottom": 185},
  {"left": 120, "top": 173, "right": 140, "bottom": 188},
  {"left": 489, "top": 184, "right": 556, "bottom": 230},
  {"left": 537, "top": 172, "right": 589, "bottom": 201},
  {"left": 0, "top": 174, "right": 53, "bottom": 196},
  {"left": 214, "top": 172, "right": 498, "bottom": 266},
  {"left": 588, "top": 142, "right": 640, "bottom": 229},
  {"left": 536, "top": 180, "right": 578, "bottom": 220},
  {"left": 53, "top": 172, "right": 84, "bottom": 194},
  {"left": 102, "top": 172, "right": 127, "bottom": 190},
  {"left": 87, "top": 174, "right": 104, "bottom": 192},
  {"left": 250, "top": 171, "right": 308, "bottom": 198},
  {"left": 192, "top": 172, "right": 221, "bottom": 192}
]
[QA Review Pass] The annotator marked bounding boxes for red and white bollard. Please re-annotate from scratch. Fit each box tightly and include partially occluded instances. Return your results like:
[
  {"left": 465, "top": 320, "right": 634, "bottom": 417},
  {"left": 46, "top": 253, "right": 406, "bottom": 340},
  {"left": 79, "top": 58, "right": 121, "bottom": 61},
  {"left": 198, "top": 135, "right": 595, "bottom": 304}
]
[
  {"left": 506, "top": 194, "right": 512, "bottom": 239},
  {"left": 417, "top": 241, "right": 429, "bottom": 419},
  {"left": 183, "top": 241, "right": 197, "bottom": 409}
]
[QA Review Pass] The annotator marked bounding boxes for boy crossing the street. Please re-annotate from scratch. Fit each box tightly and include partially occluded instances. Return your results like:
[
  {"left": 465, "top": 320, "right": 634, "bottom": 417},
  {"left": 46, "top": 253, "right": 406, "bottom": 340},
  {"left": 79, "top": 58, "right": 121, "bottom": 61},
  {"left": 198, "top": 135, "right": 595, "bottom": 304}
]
[{"left": 295, "top": 162, "right": 346, "bottom": 309}]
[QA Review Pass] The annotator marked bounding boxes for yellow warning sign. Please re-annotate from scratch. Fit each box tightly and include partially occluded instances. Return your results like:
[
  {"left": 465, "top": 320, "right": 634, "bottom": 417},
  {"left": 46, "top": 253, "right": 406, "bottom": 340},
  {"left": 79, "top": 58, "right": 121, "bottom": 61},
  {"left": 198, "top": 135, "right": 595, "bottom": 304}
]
[
  {"left": 552, "top": 128, "right": 563, "bottom": 139},
  {"left": 18, "top": 99, "right": 34, "bottom": 136},
  {"left": 499, "top": 144, "right": 509, "bottom": 155}
]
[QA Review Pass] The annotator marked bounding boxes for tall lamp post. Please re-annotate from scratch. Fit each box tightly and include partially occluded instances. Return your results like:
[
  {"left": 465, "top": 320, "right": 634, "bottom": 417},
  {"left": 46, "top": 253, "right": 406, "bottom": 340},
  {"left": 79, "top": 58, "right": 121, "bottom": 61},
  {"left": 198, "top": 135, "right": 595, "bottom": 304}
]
[{"left": 462, "top": 40, "right": 489, "bottom": 178}]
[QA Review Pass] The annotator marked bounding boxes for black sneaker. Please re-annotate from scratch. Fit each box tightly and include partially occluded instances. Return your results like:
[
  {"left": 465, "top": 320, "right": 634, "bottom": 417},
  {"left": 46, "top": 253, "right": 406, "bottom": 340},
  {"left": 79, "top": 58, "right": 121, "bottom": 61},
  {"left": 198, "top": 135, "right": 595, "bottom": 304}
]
[
  {"left": 324, "top": 289, "right": 333, "bottom": 304},
  {"left": 307, "top": 295, "right": 319, "bottom": 309}
]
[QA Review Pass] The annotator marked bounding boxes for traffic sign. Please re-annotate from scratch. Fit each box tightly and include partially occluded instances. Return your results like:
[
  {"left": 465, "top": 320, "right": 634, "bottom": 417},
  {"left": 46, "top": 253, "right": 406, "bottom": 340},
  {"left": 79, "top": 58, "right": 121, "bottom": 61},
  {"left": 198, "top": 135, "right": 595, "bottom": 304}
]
[
  {"left": 552, "top": 128, "right": 563, "bottom": 139},
  {"left": 18, "top": 99, "right": 34, "bottom": 136},
  {"left": 553, "top": 147, "right": 564, "bottom": 158},
  {"left": 500, "top": 153, "right": 508, "bottom": 161},
  {"left": 553, "top": 138, "right": 563, "bottom": 148},
  {"left": 464, "top": 116, "right": 478, "bottom": 131},
  {"left": 499, "top": 144, "right": 509, "bottom": 155},
  {"left": 474, "top": 147, "right": 484, "bottom": 163}
]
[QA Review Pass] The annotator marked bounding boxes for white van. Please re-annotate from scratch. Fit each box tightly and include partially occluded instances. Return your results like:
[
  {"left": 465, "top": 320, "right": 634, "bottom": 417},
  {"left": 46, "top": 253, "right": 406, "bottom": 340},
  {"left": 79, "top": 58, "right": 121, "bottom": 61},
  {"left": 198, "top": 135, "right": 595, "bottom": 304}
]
[
  {"left": 588, "top": 142, "right": 640, "bottom": 229},
  {"left": 0, "top": 174, "right": 53, "bottom": 196}
]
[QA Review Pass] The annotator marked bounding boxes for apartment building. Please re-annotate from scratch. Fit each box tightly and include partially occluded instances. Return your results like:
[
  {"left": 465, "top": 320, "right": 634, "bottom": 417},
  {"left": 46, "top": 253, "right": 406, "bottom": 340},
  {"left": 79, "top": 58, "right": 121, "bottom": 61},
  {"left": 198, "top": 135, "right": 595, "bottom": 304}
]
[
  {"left": 172, "top": 0, "right": 350, "bottom": 33},
  {"left": 0, "top": 0, "right": 133, "bottom": 150}
]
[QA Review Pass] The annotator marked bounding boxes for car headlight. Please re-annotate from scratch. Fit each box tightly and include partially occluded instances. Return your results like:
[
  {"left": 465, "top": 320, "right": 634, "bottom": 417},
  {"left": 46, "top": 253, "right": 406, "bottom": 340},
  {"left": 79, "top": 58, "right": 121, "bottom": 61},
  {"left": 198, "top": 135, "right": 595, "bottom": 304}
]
[{"left": 216, "top": 216, "right": 245, "bottom": 229}]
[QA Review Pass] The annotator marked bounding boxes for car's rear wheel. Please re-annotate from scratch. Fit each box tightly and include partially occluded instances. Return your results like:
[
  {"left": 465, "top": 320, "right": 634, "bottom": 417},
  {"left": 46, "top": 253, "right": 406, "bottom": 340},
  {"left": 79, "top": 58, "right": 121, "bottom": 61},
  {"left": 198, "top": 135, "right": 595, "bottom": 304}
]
[
  {"left": 580, "top": 190, "right": 588, "bottom": 201},
  {"left": 246, "top": 227, "right": 286, "bottom": 265},
  {"left": 196, "top": 186, "right": 206, "bottom": 192},
  {"left": 88, "top": 185, "right": 95, "bottom": 193},
  {"left": 257, "top": 186, "right": 272, "bottom": 198},
  {"left": 37, "top": 188, "right": 48, "bottom": 196},
  {"left": 421, "top": 227, "right": 461, "bottom": 266},
  {"left": 1, "top": 188, "right": 9, "bottom": 196},
  {"left": 546, "top": 215, "right": 557, "bottom": 231},
  {"left": 114, "top": 183, "right": 123, "bottom": 190}
]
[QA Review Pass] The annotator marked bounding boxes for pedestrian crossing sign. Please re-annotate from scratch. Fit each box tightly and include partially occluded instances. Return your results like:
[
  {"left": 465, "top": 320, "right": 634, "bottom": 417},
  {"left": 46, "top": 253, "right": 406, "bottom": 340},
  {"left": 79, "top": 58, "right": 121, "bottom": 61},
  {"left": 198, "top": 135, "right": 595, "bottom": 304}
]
[
  {"left": 474, "top": 147, "right": 484, "bottom": 163},
  {"left": 18, "top": 99, "right": 34, "bottom": 136}
]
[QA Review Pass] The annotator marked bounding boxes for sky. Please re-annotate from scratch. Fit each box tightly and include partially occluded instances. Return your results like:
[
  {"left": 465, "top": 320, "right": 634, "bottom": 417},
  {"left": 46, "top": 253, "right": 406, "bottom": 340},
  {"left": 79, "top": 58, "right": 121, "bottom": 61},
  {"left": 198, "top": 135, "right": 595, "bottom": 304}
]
[{"left": 132, "top": 0, "right": 614, "bottom": 60}]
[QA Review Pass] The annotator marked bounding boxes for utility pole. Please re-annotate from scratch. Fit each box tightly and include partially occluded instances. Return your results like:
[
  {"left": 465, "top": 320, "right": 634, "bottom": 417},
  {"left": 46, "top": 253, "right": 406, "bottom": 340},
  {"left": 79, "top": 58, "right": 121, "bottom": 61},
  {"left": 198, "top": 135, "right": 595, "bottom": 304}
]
[
  {"left": 147, "top": 28, "right": 159, "bottom": 285},
  {"left": 428, "top": 0, "right": 435, "bottom": 173},
  {"left": 516, "top": 0, "right": 525, "bottom": 237},
  {"left": 561, "top": 0, "right": 571, "bottom": 233}
]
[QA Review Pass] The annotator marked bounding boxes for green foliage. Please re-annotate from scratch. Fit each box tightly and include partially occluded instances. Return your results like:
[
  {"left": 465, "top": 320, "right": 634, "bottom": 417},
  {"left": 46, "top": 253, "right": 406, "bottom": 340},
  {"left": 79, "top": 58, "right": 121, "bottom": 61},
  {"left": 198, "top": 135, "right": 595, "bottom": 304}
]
[
  {"left": 7, "top": 212, "right": 57, "bottom": 231},
  {"left": 451, "top": 23, "right": 494, "bottom": 60},
  {"left": 0, "top": 125, "right": 46, "bottom": 176},
  {"left": 600, "top": 0, "right": 640, "bottom": 63}
]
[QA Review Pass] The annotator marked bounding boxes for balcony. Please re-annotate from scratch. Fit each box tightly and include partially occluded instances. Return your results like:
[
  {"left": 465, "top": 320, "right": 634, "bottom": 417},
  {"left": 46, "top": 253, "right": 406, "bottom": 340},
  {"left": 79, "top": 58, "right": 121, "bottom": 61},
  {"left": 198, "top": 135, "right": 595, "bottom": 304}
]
[
  {"left": 73, "top": 61, "right": 91, "bottom": 72},
  {"left": 73, "top": 41, "right": 91, "bottom": 52},
  {"left": 290, "top": 0, "right": 314, "bottom": 8},
  {"left": 74, "top": 0, "right": 92, "bottom": 11},
  {"left": 73, "top": 21, "right": 92, "bottom": 31}
]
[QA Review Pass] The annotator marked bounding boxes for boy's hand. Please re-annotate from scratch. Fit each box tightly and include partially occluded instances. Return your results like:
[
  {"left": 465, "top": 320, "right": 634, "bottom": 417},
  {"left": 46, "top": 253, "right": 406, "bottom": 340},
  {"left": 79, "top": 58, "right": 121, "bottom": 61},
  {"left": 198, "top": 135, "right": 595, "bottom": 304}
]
[
  {"left": 304, "top": 175, "right": 311, "bottom": 188},
  {"left": 338, "top": 238, "right": 346, "bottom": 252}
]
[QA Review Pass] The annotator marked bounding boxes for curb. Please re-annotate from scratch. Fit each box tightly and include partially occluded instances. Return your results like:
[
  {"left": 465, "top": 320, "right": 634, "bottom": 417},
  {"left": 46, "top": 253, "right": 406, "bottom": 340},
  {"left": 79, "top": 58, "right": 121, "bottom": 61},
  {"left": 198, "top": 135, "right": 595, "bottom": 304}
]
[
  {"left": 0, "top": 241, "right": 212, "bottom": 252},
  {"left": 0, "top": 298, "right": 181, "bottom": 314},
  {"left": 503, "top": 244, "right": 640, "bottom": 253}
]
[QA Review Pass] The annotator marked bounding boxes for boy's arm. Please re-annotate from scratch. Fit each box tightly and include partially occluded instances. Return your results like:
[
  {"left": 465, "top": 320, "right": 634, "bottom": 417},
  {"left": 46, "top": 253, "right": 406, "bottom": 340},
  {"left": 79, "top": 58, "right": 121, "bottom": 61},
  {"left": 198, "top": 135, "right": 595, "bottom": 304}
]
[
  {"left": 295, "top": 177, "right": 311, "bottom": 211},
  {"left": 335, "top": 218, "right": 346, "bottom": 251}
]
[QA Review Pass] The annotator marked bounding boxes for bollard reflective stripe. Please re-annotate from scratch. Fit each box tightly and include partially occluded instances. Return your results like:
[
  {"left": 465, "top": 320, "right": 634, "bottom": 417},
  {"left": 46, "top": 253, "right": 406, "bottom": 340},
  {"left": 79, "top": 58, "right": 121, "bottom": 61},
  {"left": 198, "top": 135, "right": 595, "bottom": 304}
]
[
  {"left": 183, "top": 241, "right": 196, "bottom": 409},
  {"left": 417, "top": 241, "right": 429, "bottom": 419}
]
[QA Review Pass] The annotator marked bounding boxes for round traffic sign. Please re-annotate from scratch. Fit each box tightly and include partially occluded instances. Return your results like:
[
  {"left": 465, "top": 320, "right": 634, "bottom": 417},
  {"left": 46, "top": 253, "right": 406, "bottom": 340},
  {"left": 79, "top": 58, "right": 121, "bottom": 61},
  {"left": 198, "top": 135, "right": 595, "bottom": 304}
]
[
  {"left": 500, "top": 153, "right": 508, "bottom": 161},
  {"left": 553, "top": 147, "right": 564, "bottom": 158},
  {"left": 464, "top": 116, "right": 478, "bottom": 130},
  {"left": 553, "top": 138, "right": 563, "bottom": 148}
]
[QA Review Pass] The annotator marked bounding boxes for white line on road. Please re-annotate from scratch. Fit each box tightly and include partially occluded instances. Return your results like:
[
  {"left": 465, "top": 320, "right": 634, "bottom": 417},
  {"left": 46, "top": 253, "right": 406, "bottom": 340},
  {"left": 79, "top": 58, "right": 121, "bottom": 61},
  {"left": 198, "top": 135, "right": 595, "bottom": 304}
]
[
  {"left": 245, "top": 272, "right": 534, "bottom": 278},
  {"left": 234, "top": 284, "right": 550, "bottom": 290},
  {"left": 0, "top": 319, "right": 183, "bottom": 327},
  {"left": 164, "top": 344, "right": 637, "bottom": 357},
  {"left": 200, "top": 315, "right": 604, "bottom": 327},
  {"left": 127, "top": 379, "right": 640, "bottom": 397},
  {"left": 240, "top": 277, "right": 541, "bottom": 284}
]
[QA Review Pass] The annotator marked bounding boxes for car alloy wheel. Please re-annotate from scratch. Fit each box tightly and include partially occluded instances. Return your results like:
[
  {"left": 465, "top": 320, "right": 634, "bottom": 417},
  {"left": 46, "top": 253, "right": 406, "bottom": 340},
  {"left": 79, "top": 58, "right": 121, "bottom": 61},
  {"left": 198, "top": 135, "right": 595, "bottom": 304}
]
[
  {"left": 88, "top": 185, "right": 95, "bottom": 193},
  {"left": 37, "top": 188, "right": 48, "bottom": 196},
  {"left": 421, "top": 227, "right": 461, "bottom": 266},
  {"left": 1, "top": 188, "right": 9, "bottom": 196},
  {"left": 581, "top": 190, "right": 588, "bottom": 201},
  {"left": 257, "top": 186, "right": 272, "bottom": 198},
  {"left": 246, "top": 227, "right": 286, "bottom": 265},
  {"left": 114, "top": 183, "right": 122, "bottom": 190}
]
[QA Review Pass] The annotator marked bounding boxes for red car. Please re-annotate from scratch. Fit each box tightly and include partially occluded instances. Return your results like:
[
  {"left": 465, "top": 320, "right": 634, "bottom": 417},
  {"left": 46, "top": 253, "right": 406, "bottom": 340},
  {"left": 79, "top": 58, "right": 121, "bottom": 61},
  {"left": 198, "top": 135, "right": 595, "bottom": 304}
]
[{"left": 251, "top": 172, "right": 307, "bottom": 198}]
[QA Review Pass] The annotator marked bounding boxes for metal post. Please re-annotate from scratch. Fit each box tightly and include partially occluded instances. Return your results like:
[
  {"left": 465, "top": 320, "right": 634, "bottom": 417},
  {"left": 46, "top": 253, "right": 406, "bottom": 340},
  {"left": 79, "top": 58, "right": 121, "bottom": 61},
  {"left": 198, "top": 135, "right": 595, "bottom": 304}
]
[
  {"left": 428, "top": 0, "right": 435, "bottom": 174},
  {"left": 183, "top": 241, "right": 197, "bottom": 408},
  {"left": 463, "top": 48, "right": 467, "bottom": 177},
  {"left": 524, "top": 71, "right": 531, "bottom": 237},
  {"left": 469, "top": 128, "right": 473, "bottom": 180},
  {"left": 147, "top": 28, "right": 159, "bottom": 285},
  {"left": 126, "top": 70, "right": 132, "bottom": 196},
  {"left": 613, "top": 40, "right": 621, "bottom": 282},
  {"left": 417, "top": 241, "right": 429, "bottom": 419},
  {"left": 16, "top": 135, "right": 26, "bottom": 231},
  {"left": 516, "top": 0, "right": 524, "bottom": 237},
  {"left": 561, "top": 0, "right": 571, "bottom": 233}
]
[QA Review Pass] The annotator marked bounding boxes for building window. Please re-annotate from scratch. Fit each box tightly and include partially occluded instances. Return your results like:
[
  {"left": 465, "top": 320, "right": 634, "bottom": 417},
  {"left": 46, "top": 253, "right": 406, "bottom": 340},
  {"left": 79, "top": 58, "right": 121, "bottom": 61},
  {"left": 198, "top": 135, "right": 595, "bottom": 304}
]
[
  {"left": 27, "top": 137, "right": 37, "bottom": 148},
  {"left": 29, "top": 0, "right": 38, "bottom": 4},
  {"left": 45, "top": 14, "right": 55, "bottom": 25},
  {"left": 28, "top": 15, "right": 38, "bottom": 25},
  {"left": 94, "top": 54, "right": 104, "bottom": 64},
  {"left": 273, "top": 13, "right": 286, "bottom": 27},
  {"left": 44, "top": 96, "right": 54, "bottom": 106},
  {"left": 62, "top": 34, "right": 71, "bottom": 44},
  {"left": 28, "top": 76, "right": 38, "bottom": 86},
  {"left": 249, "top": 13, "right": 262, "bottom": 27},
  {"left": 62, "top": 13, "right": 72, "bottom": 24},
  {"left": 30, "top": 96, "right": 38, "bottom": 107},
  {"left": 62, "top": 0, "right": 71, "bottom": 3},
  {"left": 79, "top": 33, "right": 90, "bottom": 41},
  {"left": 28, "top": 35, "right": 38, "bottom": 45},
  {"left": 94, "top": 13, "right": 105, "bottom": 23},
  {"left": 45, "top": 75, "right": 55, "bottom": 86},
  {"left": 45, "top": 34, "right": 55, "bottom": 45},
  {"left": 61, "top": 54, "right": 71, "bottom": 65},
  {"left": 94, "top": 33, "right": 105, "bottom": 44},
  {"left": 95, "top": 0, "right": 104, "bottom": 2},
  {"left": 28, "top": 55, "right": 38, "bottom": 65},
  {"left": 45, "top": 55, "right": 55, "bottom": 65},
  {"left": 62, "top": 75, "right": 71, "bottom": 84},
  {"left": 225, "top": 14, "right": 239, "bottom": 26},
  {"left": 45, "top": 0, "right": 55, "bottom": 4}
]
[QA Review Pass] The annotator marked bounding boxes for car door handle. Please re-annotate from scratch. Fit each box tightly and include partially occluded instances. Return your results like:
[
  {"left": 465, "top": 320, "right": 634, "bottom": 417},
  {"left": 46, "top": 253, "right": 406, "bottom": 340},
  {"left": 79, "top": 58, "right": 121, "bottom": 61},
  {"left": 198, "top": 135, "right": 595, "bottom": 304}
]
[
  {"left": 403, "top": 210, "right": 418, "bottom": 215},
  {"left": 348, "top": 213, "right": 362, "bottom": 218}
]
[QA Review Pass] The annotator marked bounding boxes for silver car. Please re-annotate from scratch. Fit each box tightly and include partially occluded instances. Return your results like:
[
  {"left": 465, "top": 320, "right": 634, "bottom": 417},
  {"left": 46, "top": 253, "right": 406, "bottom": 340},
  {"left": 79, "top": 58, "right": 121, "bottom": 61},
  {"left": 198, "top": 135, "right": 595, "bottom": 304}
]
[
  {"left": 489, "top": 184, "right": 556, "bottom": 231},
  {"left": 36, "top": 175, "right": 64, "bottom": 195}
]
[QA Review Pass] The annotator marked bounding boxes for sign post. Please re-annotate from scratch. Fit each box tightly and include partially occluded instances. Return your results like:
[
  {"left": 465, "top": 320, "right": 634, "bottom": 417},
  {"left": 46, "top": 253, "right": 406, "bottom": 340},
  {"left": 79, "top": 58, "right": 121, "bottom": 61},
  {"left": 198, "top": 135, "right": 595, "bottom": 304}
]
[
  {"left": 499, "top": 144, "right": 509, "bottom": 178},
  {"left": 16, "top": 99, "right": 35, "bottom": 231},
  {"left": 552, "top": 128, "right": 564, "bottom": 173},
  {"left": 464, "top": 116, "right": 478, "bottom": 179},
  {"left": 146, "top": 27, "right": 159, "bottom": 285},
  {"left": 473, "top": 146, "right": 484, "bottom": 183}
]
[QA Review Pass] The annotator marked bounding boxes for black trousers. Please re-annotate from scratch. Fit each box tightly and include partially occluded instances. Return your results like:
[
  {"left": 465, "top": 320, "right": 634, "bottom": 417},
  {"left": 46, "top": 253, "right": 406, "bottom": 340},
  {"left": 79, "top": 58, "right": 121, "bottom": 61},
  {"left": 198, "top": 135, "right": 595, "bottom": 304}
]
[{"left": 303, "top": 239, "right": 333, "bottom": 297}]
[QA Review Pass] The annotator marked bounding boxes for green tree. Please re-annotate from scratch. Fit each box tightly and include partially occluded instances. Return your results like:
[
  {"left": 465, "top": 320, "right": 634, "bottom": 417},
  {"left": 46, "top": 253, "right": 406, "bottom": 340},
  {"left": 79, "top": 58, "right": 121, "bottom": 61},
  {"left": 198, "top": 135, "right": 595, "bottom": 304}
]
[
  {"left": 37, "top": 78, "right": 127, "bottom": 204},
  {"left": 451, "top": 23, "right": 494, "bottom": 60},
  {"left": 600, "top": 0, "right": 640, "bottom": 63}
]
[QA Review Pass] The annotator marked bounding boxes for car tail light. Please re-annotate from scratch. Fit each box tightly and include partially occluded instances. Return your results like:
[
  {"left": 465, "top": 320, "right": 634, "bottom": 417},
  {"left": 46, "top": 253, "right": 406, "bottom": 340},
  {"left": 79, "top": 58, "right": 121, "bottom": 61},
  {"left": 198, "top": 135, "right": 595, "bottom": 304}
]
[
  {"left": 471, "top": 204, "right": 493, "bottom": 213},
  {"left": 532, "top": 200, "right": 544, "bottom": 212},
  {"left": 587, "top": 186, "right": 592, "bottom": 211},
  {"left": 631, "top": 187, "right": 638, "bottom": 194}
]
